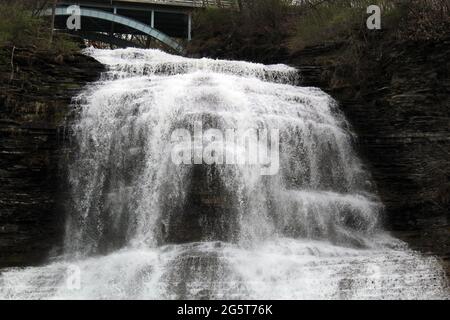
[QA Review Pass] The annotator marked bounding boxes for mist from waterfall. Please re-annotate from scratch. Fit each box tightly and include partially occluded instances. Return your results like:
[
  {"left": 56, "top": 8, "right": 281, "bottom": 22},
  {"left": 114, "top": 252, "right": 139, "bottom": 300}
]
[{"left": 0, "top": 48, "right": 448, "bottom": 299}]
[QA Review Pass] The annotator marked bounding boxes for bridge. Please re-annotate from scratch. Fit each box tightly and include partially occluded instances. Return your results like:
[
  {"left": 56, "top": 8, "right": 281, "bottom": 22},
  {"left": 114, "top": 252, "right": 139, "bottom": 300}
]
[{"left": 46, "top": 1, "right": 236, "bottom": 53}]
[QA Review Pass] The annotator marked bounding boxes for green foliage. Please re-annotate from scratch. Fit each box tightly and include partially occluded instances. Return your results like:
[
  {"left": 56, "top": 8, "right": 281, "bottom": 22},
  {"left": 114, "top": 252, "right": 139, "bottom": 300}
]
[
  {"left": 189, "top": 0, "right": 449, "bottom": 61},
  {"left": 0, "top": 2, "right": 79, "bottom": 55},
  {"left": 0, "top": 3, "right": 43, "bottom": 47},
  {"left": 288, "top": 0, "right": 397, "bottom": 50},
  {"left": 51, "top": 33, "right": 81, "bottom": 55},
  {"left": 288, "top": 0, "right": 449, "bottom": 50}
]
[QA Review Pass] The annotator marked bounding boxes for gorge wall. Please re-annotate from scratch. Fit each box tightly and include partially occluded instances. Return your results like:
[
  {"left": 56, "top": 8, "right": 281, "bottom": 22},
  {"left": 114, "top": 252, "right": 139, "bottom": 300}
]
[
  {"left": 289, "top": 38, "right": 450, "bottom": 274},
  {"left": 0, "top": 48, "right": 104, "bottom": 267}
]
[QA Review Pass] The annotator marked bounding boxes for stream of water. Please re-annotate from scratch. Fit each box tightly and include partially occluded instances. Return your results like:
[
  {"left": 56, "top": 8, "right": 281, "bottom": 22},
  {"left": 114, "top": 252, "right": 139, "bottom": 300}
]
[{"left": 0, "top": 48, "right": 448, "bottom": 299}]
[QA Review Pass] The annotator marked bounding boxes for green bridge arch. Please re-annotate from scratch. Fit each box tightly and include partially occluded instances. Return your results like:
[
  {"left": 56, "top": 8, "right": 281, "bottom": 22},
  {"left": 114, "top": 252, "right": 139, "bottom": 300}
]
[{"left": 45, "top": 6, "right": 185, "bottom": 53}]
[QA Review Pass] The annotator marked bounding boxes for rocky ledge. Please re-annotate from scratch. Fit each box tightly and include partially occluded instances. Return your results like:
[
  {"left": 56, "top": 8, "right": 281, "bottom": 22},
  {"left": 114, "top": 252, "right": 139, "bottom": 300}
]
[
  {"left": 289, "top": 38, "right": 449, "bottom": 277},
  {"left": 0, "top": 47, "right": 104, "bottom": 267}
]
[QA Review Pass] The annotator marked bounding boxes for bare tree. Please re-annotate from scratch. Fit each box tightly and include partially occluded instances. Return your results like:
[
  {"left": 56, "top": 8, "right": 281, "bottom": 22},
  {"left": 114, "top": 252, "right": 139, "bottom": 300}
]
[
  {"left": 237, "top": 0, "right": 243, "bottom": 11},
  {"left": 32, "top": 1, "right": 52, "bottom": 17},
  {"left": 49, "top": 0, "right": 57, "bottom": 44}
]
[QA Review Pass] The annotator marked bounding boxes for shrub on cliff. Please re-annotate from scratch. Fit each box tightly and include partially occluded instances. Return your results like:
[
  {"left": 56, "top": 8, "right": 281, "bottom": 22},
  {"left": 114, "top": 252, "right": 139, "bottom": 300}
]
[
  {"left": 289, "top": 0, "right": 391, "bottom": 49},
  {"left": 188, "top": 0, "right": 291, "bottom": 62},
  {"left": 0, "top": 1, "right": 79, "bottom": 54},
  {"left": 188, "top": 0, "right": 449, "bottom": 61},
  {"left": 0, "top": 2, "right": 44, "bottom": 47},
  {"left": 395, "top": 0, "right": 450, "bottom": 41},
  {"left": 288, "top": 0, "right": 449, "bottom": 50}
]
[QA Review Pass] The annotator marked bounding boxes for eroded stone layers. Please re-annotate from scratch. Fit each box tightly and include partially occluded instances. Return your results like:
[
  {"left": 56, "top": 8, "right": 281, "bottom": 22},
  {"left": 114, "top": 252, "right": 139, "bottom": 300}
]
[
  {"left": 290, "top": 38, "right": 450, "bottom": 275},
  {"left": 0, "top": 47, "right": 104, "bottom": 267}
]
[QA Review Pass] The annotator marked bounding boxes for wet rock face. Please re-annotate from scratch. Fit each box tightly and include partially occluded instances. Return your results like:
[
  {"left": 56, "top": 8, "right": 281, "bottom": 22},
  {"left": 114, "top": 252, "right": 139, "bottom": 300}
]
[
  {"left": 161, "top": 165, "right": 240, "bottom": 245},
  {"left": 0, "top": 47, "right": 104, "bottom": 267},
  {"left": 290, "top": 39, "right": 450, "bottom": 274}
]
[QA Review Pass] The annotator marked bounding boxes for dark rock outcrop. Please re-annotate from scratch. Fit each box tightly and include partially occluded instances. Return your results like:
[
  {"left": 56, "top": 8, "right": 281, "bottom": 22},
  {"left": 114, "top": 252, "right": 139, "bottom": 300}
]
[
  {"left": 289, "top": 38, "right": 450, "bottom": 275},
  {"left": 0, "top": 47, "right": 104, "bottom": 267}
]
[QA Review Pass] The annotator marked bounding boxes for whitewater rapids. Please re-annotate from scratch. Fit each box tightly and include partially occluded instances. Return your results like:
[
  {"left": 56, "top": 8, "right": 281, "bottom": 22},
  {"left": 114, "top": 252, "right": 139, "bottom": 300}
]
[{"left": 0, "top": 48, "right": 448, "bottom": 300}]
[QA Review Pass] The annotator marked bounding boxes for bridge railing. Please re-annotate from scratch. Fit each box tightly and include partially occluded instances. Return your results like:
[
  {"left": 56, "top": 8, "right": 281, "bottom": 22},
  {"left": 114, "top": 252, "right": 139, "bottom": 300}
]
[
  {"left": 180, "top": 0, "right": 236, "bottom": 7},
  {"left": 92, "top": 0, "right": 237, "bottom": 8}
]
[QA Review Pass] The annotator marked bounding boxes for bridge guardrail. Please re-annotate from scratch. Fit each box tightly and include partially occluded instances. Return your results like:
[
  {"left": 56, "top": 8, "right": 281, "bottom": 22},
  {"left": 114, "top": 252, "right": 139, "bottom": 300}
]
[{"left": 83, "top": 0, "right": 237, "bottom": 8}]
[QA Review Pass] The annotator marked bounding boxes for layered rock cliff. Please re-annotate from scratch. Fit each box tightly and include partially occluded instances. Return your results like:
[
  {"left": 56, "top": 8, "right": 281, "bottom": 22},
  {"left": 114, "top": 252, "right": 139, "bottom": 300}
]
[
  {"left": 289, "top": 38, "right": 450, "bottom": 275},
  {"left": 0, "top": 47, "right": 104, "bottom": 267}
]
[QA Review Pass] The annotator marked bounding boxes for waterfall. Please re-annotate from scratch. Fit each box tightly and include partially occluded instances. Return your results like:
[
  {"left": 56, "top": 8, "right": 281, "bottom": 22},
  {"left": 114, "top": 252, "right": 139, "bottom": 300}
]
[{"left": 0, "top": 48, "right": 448, "bottom": 299}]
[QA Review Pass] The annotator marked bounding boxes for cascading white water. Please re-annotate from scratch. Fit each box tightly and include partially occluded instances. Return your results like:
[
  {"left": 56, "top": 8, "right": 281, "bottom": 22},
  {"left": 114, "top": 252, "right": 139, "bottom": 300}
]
[{"left": 0, "top": 48, "right": 448, "bottom": 299}]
